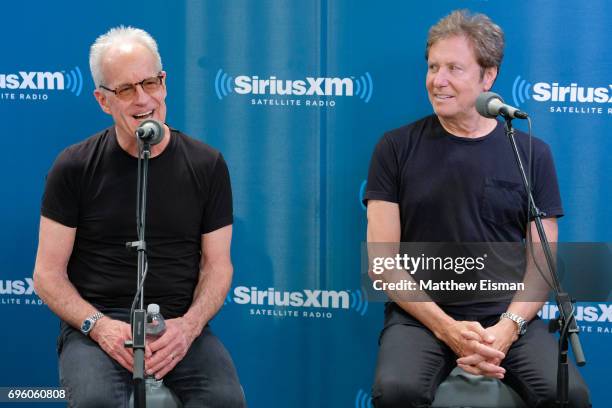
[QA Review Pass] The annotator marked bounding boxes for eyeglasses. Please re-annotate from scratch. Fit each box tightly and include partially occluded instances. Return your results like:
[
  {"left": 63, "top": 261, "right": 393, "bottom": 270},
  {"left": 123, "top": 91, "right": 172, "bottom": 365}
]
[{"left": 99, "top": 73, "right": 164, "bottom": 101}]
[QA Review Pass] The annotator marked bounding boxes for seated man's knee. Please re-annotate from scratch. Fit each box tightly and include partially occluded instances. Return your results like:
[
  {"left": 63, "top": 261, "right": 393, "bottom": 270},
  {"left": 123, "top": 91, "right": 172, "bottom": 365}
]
[{"left": 373, "top": 377, "right": 431, "bottom": 408}]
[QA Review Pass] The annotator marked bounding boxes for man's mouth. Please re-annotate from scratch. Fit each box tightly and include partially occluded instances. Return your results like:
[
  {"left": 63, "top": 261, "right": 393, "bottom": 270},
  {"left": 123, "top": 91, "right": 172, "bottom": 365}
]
[
  {"left": 133, "top": 110, "right": 154, "bottom": 120},
  {"left": 435, "top": 95, "right": 454, "bottom": 100}
]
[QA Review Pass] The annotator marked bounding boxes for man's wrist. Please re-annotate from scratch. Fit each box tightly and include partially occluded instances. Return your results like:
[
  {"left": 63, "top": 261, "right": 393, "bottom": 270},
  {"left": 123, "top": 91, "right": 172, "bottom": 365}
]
[
  {"left": 500, "top": 312, "right": 527, "bottom": 337},
  {"left": 497, "top": 317, "right": 520, "bottom": 342},
  {"left": 88, "top": 315, "right": 109, "bottom": 342},
  {"left": 431, "top": 314, "right": 456, "bottom": 342},
  {"left": 180, "top": 314, "right": 204, "bottom": 341}
]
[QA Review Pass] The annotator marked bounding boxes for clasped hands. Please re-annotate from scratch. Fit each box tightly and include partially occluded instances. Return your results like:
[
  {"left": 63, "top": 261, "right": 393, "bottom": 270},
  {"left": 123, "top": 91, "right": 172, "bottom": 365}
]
[
  {"left": 91, "top": 316, "right": 195, "bottom": 380},
  {"left": 441, "top": 319, "right": 519, "bottom": 379}
]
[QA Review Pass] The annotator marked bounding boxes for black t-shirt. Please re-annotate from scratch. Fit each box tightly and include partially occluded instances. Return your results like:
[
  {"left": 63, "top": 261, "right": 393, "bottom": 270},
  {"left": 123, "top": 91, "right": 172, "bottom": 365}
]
[
  {"left": 364, "top": 115, "right": 563, "bottom": 316},
  {"left": 42, "top": 127, "right": 233, "bottom": 318},
  {"left": 365, "top": 115, "right": 563, "bottom": 241}
]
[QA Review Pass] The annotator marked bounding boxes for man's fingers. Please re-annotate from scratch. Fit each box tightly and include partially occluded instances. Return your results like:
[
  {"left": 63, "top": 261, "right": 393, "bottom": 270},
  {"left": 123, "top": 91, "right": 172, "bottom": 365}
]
[
  {"left": 473, "top": 341, "right": 505, "bottom": 360},
  {"left": 458, "top": 360, "right": 505, "bottom": 380},
  {"left": 147, "top": 351, "right": 178, "bottom": 377},
  {"left": 457, "top": 354, "right": 485, "bottom": 366},
  {"left": 466, "top": 322, "right": 495, "bottom": 343},
  {"left": 153, "top": 355, "right": 179, "bottom": 380},
  {"left": 457, "top": 363, "right": 481, "bottom": 376},
  {"left": 148, "top": 333, "right": 171, "bottom": 353},
  {"left": 476, "top": 360, "right": 506, "bottom": 375},
  {"left": 113, "top": 351, "right": 134, "bottom": 373},
  {"left": 460, "top": 330, "right": 482, "bottom": 342}
]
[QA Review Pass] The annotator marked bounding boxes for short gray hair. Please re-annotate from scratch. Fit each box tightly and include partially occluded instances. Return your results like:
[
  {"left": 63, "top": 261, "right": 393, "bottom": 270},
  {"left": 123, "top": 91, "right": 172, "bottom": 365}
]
[
  {"left": 89, "top": 26, "right": 162, "bottom": 88},
  {"left": 425, "top": 10, "right": 504, "bottom": 75}
]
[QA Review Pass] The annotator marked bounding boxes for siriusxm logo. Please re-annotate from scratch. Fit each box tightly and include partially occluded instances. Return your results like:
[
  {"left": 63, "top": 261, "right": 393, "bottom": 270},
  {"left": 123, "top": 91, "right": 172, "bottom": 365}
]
[
  {"left": 0, "top": 278, "right": 35, "bottom": 295},
  {"left": 359, "top": 179, "right": 367, "bottom": 211},
  {"left": 0, "top": 67, "right": 83, "bottom": 96},
  {"left": 512, "top": 75, "right": 612, "bottom": 107},
  {"left": 355, "top": 389, "right": 373, "bottom": 408},
  {"left": 215, "top": 69, "right": 373, "bottom": 103},
  {"left": 226, "top": 286, "right": 368, "bottom": 315},
  {"left": 539, "top": 302, "right": 612, "bottom": 323}
]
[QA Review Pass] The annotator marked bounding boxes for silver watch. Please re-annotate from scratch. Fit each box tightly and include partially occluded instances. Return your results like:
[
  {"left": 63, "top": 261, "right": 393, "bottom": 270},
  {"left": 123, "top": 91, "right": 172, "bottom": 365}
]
[
  {"left": 500, "top": 312, "right": 527, "bottom": 336},
  {"left": 80, "top": 312, "right": 105, "bottom": 336}
]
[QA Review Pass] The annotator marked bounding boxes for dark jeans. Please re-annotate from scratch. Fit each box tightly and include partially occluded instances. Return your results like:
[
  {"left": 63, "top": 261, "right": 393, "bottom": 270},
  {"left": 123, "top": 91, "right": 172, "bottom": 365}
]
[
  {"left": 58, "top": 310, "right": 246, "bottom": 408},
  {"left": 372, "top": 304, "right": 591, "bottom": 408}
]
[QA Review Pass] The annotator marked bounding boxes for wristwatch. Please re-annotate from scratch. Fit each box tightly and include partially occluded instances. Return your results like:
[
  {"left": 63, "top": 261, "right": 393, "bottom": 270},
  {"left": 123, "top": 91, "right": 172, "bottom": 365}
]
[
  {"left": 80, "top": 312, "right": 105, "bottom": 336},
  {"left": 500, "top": 312, "right": 527, "bottom": 336}
]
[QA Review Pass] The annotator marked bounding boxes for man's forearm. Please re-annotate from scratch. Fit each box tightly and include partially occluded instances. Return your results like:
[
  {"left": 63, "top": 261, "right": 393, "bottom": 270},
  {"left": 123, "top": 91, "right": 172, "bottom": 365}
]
[
  {"left": 33, "top": 270, "right": 99, "bottom": 330},
  {"left": 397, "top": 300, "right": 455, "bottom": 339},
  {"left": 505, "top": 219, "right": 558, "bottom": 323},
  {"left": 181, "top": 261, "right": 233, "bottom": 339}
]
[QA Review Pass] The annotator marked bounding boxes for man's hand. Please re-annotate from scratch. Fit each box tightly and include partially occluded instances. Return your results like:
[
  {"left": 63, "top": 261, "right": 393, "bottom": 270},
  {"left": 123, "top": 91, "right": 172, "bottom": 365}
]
[
  {"left": 145, "top": 317, "right": 196, "bottom": 380},
  {"left": 456, "top": 318, "right": 518, "bottom": 378},
  {"left": 439, "top": 320, "right": 506, "bottom": 379},
  {"left": 90, "top": 317, "right": 134, "bottom": 372}
]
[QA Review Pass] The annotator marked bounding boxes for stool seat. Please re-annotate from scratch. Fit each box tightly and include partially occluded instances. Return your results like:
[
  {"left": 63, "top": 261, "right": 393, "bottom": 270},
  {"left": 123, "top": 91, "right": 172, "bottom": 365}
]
[
  {"left": 432, "top": 367, "right": 527, "bottom": 408},
  {"left": 129, "top": 380, "right": 183, "bottom": 408}
]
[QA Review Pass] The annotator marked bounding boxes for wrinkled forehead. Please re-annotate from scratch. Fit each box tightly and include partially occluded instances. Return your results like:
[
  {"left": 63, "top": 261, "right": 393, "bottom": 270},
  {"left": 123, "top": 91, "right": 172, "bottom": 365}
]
[{"left": 100, "top": 42, "right": 158, "bottom": 85}]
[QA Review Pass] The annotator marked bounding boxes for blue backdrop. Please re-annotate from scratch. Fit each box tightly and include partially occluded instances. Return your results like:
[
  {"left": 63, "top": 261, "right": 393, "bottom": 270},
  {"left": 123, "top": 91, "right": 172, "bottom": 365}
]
[{"left": 0, "top": 1, "right": 609, "bottom": 407}]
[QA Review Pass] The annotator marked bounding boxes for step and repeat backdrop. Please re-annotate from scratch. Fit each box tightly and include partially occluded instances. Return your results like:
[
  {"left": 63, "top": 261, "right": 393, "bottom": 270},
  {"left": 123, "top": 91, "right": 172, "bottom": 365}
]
[{"left": 1, "top": 1, "right": 610, "bottom": 407}]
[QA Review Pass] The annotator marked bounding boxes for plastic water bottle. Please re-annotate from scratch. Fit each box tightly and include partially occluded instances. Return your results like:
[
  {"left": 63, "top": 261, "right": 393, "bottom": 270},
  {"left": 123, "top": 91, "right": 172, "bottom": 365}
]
[
  {"left": 146, "top": 303, "right": 167, "bottom": 341},
  {"left": 145, "top": 303, "right": 166, "bottom": 387},
  {"left": 128, "top": 304, "right": 182, "bottom": 407}
]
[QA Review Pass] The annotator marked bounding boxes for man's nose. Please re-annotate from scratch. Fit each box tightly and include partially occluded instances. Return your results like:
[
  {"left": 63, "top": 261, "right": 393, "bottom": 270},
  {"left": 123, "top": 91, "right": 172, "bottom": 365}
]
[
  {"left": 133, "top": 84, "right": 150, "bottom": 103},
  {"left": 433, "top": 69, "right": 450, "bottom": 87}
]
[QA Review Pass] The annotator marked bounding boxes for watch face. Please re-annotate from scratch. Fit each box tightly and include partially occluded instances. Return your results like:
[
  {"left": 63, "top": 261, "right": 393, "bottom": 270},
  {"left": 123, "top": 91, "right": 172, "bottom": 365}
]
[{"left": 82, "top": 319, "right": 92, "bottom": 333}]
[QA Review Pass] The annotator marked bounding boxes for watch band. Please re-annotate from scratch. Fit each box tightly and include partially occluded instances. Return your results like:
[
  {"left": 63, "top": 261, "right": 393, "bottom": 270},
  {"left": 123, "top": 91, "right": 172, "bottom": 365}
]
[{"left": 500, "top": 311, "right": 527, "bottom": 336}]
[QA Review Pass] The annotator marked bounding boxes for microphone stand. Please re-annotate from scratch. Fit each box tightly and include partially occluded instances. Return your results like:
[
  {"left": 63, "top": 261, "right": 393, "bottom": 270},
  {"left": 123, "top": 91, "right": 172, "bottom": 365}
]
[
  {"left": 124, "top": 135, "right": 155, "bottom": 408},
  {"left": 503, "top": 118, "right": 586, "bottom": 408}
]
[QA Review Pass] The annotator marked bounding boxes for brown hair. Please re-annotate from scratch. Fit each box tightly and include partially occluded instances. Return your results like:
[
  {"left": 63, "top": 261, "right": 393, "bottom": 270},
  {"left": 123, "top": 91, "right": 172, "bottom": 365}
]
[{"left": 426, "top": 10, "right": 505, "bottom": 75}]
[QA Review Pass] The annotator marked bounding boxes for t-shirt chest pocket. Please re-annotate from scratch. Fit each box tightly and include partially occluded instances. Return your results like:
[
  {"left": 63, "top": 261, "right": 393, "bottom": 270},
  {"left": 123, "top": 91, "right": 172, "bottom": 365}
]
[{"left": 480, "top": 178, "right": 527, "bottom": 227}]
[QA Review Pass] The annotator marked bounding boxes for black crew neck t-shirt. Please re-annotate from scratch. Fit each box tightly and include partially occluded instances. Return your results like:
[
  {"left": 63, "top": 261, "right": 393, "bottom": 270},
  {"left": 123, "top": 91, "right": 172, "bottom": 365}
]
[
  {"left": 365, "top": 115, "right": 563, "bottom": 242},
  {"left": 41, "top": 127, "right": 233, "bottom": 318},
  {"left": 364, "top": 115, "right": 563, "bottom": 316}
]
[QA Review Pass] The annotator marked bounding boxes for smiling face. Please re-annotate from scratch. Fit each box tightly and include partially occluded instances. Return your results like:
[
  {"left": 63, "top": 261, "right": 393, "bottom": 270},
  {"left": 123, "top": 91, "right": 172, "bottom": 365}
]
[
  {"left": 93, "top": 41, "right": 167, "bottom": 142},
  {"left": 426, "top": 35, "right": 496, "bottom": 125}
]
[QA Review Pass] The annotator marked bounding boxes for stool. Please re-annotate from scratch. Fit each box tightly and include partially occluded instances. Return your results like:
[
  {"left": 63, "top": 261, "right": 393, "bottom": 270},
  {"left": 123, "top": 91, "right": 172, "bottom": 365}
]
[
  {"left": 432, "top": 367, "right": 527, "bottom": 408},
  {"left": 129, "top": 380, "right": 183, "bottom": 408}
]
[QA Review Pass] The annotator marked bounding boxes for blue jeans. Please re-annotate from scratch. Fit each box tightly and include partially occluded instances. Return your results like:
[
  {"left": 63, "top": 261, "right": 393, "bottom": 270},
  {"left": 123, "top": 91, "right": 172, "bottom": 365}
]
[{"left": 58, "top": 309, "right": 246, "bottom": 408}]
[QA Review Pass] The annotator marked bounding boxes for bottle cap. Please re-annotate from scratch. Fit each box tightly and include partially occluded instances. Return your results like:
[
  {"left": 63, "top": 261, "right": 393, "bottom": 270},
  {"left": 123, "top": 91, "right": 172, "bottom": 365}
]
[{"left": 147, "top": 303, "right": 160, "bottom": 314}]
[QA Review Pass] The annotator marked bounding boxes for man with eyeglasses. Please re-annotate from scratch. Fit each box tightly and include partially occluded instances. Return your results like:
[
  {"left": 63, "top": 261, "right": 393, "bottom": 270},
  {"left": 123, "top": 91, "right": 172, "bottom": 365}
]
[{"left": 33, "top": 26, "right": 246, "bottom": 407}]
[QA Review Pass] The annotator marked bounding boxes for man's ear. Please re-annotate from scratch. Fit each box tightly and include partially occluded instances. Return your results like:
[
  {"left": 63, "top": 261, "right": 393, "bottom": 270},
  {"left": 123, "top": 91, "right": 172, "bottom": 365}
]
[
  {"left": 93, "top": 89, "right": 112, "bottom": 115},
  {"left": 483, "top": 66, "right": 498, "bottom": 91}
]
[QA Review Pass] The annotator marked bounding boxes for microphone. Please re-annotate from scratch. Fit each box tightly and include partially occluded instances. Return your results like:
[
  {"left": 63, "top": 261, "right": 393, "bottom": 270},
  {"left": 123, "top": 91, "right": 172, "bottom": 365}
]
[
  {"left": 476, "top": 92, "right": 528, "bottom": 120},
  {"left": 135, "top": 119, "right": 164, "bottom": 145}
]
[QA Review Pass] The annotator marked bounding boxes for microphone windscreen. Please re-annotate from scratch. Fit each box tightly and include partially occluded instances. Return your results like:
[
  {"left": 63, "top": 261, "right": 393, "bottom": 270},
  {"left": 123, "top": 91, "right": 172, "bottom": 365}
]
[
  {"left": 137, "top": 119, "right": 164, "bottom": 145},
  {"left": 476, "top": 91, "right": 503, "bottom": 119}
]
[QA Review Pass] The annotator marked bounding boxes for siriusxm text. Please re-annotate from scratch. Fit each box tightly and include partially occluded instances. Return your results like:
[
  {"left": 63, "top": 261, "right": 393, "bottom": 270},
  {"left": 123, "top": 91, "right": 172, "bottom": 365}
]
[
  {"left": 533, "top": 82, "right": 612, "bottom": 103},
  {"left": 0, "top": 72, "right": 64, "bottom": 90},
  {"left": 0, "top": 278, "right": 35, "bottom": 295},
  {"left": 539, "top": 303, "right": 612, "bottom": 323},
  {"left": 234, "top": 76, "right": 353, "bottom": 96},
  {"left": 233, "top": 286, "right": 349, "bottom": 309}
]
